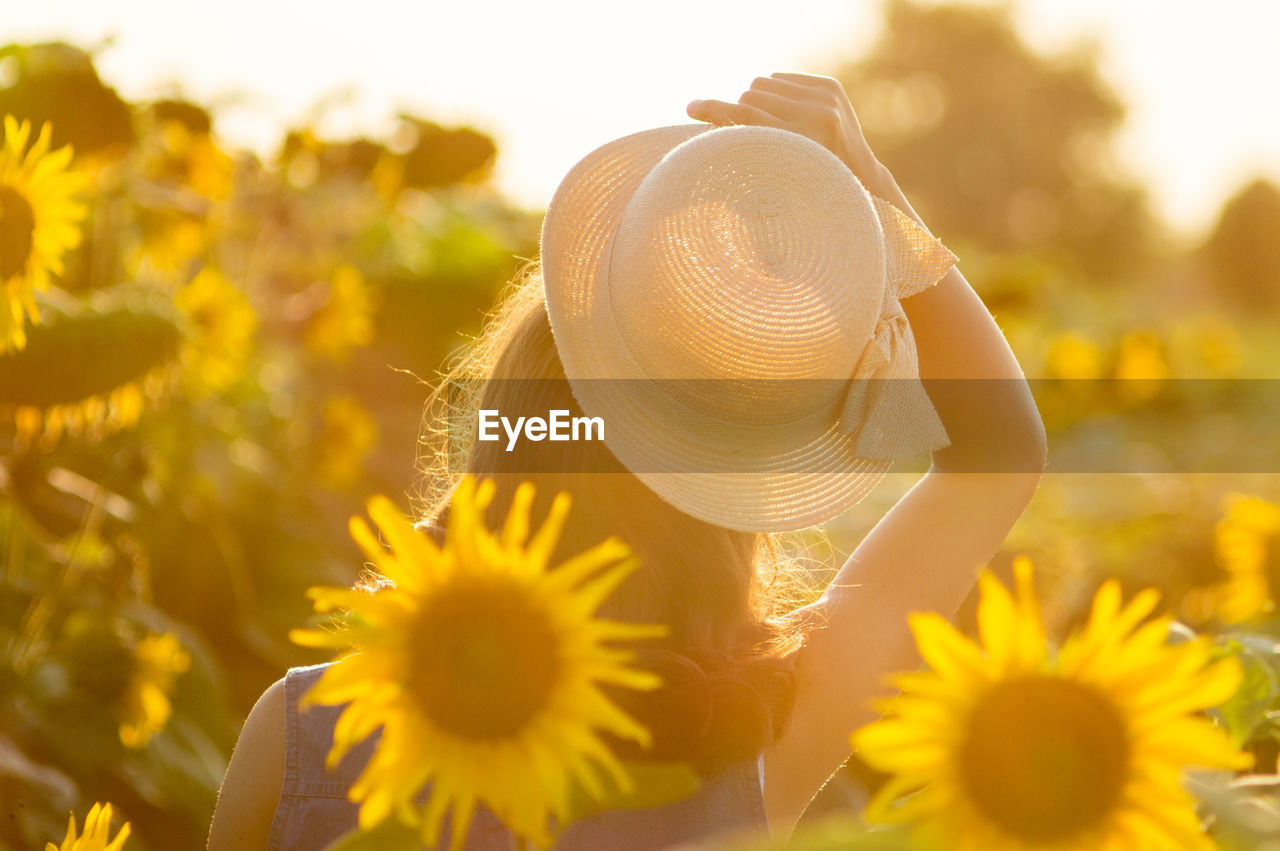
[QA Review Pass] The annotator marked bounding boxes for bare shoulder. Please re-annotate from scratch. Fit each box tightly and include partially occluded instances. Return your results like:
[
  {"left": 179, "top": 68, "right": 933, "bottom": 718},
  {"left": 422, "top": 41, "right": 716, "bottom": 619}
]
[{"left": 207, "top": 677, "right": 287, "bottom": 850}]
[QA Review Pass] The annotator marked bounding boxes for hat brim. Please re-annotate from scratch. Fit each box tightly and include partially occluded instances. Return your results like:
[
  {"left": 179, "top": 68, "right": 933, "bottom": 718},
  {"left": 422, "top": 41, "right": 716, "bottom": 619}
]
[{"left": 541, "top": 124, "right": 917, "bottom": 533}]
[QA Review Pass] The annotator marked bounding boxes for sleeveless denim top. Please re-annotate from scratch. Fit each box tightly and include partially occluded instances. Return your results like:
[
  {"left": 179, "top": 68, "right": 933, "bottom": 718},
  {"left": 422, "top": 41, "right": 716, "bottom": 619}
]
[{"left": 267, "top": 664, "right": 769, "bottom": 850}]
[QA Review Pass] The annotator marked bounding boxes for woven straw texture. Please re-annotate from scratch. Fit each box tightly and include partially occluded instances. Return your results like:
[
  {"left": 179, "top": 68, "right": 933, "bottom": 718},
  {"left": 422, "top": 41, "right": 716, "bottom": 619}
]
[{"left": 541, "top": 124, "right": 957, "bottom": 532}]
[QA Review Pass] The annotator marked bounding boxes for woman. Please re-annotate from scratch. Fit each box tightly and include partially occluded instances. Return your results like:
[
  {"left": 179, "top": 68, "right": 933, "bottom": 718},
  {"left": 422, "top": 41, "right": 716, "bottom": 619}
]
[{"left": 208, "top": 72, "right": 1046, "bottom": 849}]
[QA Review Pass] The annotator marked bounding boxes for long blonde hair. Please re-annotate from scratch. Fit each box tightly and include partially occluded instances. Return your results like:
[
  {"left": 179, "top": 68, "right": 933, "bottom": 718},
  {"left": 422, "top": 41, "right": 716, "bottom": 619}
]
[{"left": 414, "top": 263, "right": 809, "bottom": 770}]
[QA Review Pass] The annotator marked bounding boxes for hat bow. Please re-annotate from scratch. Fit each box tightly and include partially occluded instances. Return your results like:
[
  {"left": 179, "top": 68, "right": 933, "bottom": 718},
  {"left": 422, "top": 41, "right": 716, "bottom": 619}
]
[{"left": 839, "top": 289, "right": 949, "bottom": 461}]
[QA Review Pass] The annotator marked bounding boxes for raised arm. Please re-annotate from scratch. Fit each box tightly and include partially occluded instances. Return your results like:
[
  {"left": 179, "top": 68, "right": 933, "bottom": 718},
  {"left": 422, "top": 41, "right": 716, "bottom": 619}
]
[{"left": 689, "top": 74, "right": 1047, "bottom": 834}]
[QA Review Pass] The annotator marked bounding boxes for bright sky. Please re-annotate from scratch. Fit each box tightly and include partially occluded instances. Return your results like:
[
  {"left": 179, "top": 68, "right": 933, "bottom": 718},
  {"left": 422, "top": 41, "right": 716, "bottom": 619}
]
[{"left": 6, "top": 0, "right": 1279, "bottom": 235}]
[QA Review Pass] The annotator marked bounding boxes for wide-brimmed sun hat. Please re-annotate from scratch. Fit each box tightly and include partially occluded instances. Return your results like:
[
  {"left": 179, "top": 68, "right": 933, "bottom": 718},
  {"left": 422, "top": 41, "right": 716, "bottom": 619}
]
[{"left": 540, "top": 123, "right": 958, "bottom": 532}]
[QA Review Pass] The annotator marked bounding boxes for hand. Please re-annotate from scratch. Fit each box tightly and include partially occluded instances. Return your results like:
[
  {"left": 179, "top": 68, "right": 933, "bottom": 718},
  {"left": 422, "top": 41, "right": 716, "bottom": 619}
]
[{"left": 687, "top": 72, "right": 887, "bottom": 192}]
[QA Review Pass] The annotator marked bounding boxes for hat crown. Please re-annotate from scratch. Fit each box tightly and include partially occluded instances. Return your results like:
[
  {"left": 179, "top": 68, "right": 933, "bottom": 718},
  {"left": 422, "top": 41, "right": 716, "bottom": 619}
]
[{"left": 607, "top": 126, "right": 887, "bottom": 424}]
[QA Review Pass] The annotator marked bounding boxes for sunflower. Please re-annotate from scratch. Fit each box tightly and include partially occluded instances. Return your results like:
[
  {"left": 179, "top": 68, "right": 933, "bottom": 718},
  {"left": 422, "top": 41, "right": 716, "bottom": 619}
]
[
  {"left": 8, "top": 366, "right": 175, "bottom": 450},
  {"left": 304, "top": 264, "right": 378, "bottom": 362},
  {"left": 174, "top": 266, "right": 256, "bottom": 392},
  {"left": 853, "top": 558, "right": 1251, "bottom": 850},
  {"left": 46, "top": 802, "right": 130, "bottom": 851},
  {"left": 127, "top": 212, "right": 208, "bottom": 280},
  {"left": 1114, "top": 329, "right": 1168, "bottom": 404},
  {"left": 150, "top": 118, "right": 234, "bottom": 201},
  {"left": 1, "top": 115, "right": 89, "bottom": 352},
  {"left": 118, "top": 632, "right": 191, "bottom": 749},
  {"left": 291, "top": 477, "right": 665, "bottom": 849},
  {"left": 1046, "top": 332, "right": 1102, "bottom": 382},
  {"left": 1189, "top": 318, "right": 1242, "bottom": 377},
  {"left": 313, "top": 394, "right": 378, "bottom": 489},
  {"left": 1209, "top": 493, "right": 1280, "bottom": 624}
]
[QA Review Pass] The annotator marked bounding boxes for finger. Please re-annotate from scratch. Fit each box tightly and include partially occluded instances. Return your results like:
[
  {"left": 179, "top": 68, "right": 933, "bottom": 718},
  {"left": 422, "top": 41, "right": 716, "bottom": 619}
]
[
  {"left": 687, "top": 99, "right": 790, "bottom": 130},
  {"left": 771, "top": 72, "right": 845, "bottom": 97},
  {"left": 739, "top": 89, "right": 824, "bottom": 124},
  {"left": 748, "top": 75, "right": 826, "bottom": 103}
]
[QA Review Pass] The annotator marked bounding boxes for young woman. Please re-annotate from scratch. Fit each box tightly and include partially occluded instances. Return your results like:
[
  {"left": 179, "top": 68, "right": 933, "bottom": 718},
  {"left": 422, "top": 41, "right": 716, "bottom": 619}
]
[{"left": 208, "top": 72, "right": 1046, "bottom": 849}]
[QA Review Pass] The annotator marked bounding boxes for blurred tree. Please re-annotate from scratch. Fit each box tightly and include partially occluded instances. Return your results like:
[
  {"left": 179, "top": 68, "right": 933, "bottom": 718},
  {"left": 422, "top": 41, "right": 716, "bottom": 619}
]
[
  {"left": 836, "top": 0, "right": 1156, "bottom": 279},
  {"left": 1203, "top": 178, "right": 1280, "bottom": 310},
  {"left": 276, "top": 117, "right": 496, "bottom": 193},
  {"left": 0, "top": 42, "right": 135, "bottom": 155},
  {"left": 397, "top": 117, "right": 497, "bottom": 189},
  {"left": 148, "top": 99, "right": 213, "bottom": 135},
  {"left": 279, "top": 130, "right": 387, "bottom": 183}
]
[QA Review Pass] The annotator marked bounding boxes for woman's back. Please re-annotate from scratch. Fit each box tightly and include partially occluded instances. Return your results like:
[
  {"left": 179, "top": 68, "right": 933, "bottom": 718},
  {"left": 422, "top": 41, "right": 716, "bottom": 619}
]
[{"left": 267, "top": 665, "right": 767, "bottom": 851}]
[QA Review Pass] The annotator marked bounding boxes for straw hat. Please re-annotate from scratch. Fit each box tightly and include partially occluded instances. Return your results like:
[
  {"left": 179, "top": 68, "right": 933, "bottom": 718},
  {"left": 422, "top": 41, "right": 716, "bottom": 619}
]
[{"left": 540, "top": 124, "right": 957, "bottom": 532}]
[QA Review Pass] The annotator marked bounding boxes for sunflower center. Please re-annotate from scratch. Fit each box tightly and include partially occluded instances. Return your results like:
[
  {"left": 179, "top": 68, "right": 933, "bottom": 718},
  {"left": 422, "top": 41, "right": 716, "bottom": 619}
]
[
  {"left": 405, "top": 580, "right": 562, "bottom": 739},
  {"left": 0, "top": 185, "right": 36, "bottom": 279},
  {"left": 959, "top": 675, "right": 1130, "bottom": 842}
]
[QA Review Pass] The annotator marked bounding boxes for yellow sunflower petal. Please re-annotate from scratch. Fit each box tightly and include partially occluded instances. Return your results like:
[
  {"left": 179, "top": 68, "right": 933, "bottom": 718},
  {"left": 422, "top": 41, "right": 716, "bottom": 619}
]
[
  {"left": 501, "top": 481, "right": 536, "bottom": 548},
  {"left": 976, "top": 570, "right": 1018, "bottom": 668},
  {"left": 526, "top": 490, "right": 571, "bottom": 572},
  {"left": 542, "top": 537, "right": 633, "bottom": 593},
  {"left": 1138, "top": 717, "right": 1254, "bottom": 770},
  {"left": 863, "top": 772, "right": 933, "bottom": 824},
  {"left": 908, "top": 612, "right": 991, "bottom": 684},
  {"left": 367, "top": 495, "right": 440, "bottom": 581},
  {"left": 348, "top": 514, "right": 424, "bottom": 593}
]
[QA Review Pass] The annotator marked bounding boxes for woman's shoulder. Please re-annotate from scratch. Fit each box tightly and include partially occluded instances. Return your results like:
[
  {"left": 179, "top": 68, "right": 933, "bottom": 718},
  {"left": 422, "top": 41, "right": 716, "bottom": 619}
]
[
  {"left": 207, "top": 675, "right": 288, "bottom": 848},
  {"left": 227, "top": 675, "right": 288, "bottom": 786}
]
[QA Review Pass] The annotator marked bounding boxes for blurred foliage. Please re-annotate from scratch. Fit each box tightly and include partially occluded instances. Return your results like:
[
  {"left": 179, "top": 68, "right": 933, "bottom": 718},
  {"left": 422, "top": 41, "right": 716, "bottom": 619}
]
[
  {"left": 837, "top": 0, "right": 1156, "bottom": 280},
  {"left": 0, "top": 41, "right": 537, "bottom": 851},
  {"left": 3, "top": 4, "right": 1280, "bottom": 846},
  {"left": 1204, "top": 178, "right": 1280, "bottom": 310},
  {"left": 0, "top": 43, "right": 135, "bottom": 156}
]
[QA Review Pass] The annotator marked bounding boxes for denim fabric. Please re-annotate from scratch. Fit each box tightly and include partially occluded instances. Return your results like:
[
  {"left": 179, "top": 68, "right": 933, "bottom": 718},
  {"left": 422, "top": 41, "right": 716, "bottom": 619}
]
[{"left": 267, "top": 664, "right": 768, "bottom": 850}]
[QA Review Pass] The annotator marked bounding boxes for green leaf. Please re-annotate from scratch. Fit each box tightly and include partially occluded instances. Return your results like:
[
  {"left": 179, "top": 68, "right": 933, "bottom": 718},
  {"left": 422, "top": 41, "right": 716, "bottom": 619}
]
[
  {"left": 563, "top": 760, "right": 700, "bottom": 826},
  {"left": 1228, "top": 633, "right": 1280, "bottom": 660},
  {"left": 323, "top": 818, "right": 423, "bottom": 851},
  {"left": 0, "top": 294, "right": 181, "bottom": 407},
  {"left": 0, "top": 734, "right": 76, "bottom": 807},
  {"left": 727, "top": 813, "right": 924, "bottom": 850},
  {"left": 1212, "top": 639, "right": 1280, "bottom": 747}
]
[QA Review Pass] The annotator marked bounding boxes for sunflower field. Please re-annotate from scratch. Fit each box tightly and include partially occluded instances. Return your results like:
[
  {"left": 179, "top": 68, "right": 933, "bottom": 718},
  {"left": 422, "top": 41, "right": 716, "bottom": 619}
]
[
  {"left": 0, "top": 40, "right": 539, "bottom": 849},
  {"left": 4, "top": 12, "right": 1280, "bottom": 850}
]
